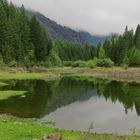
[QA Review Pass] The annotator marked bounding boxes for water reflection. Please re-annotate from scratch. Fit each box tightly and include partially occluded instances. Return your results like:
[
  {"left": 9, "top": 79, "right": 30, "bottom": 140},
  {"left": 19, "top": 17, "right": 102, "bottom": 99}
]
[{"left": 0, "top": 76, "right": 140, "bottom": 134}]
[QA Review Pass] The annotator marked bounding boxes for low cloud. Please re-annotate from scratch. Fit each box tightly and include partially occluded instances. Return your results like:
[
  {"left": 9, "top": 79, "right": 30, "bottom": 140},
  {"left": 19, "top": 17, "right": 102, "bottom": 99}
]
[{"left": 8, "top": 0, "right": 140, "bottom": 35}]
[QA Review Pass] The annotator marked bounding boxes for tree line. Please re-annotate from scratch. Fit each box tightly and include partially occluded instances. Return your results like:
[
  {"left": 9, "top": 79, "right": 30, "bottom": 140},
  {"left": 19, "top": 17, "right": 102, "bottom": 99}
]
[
  {"left": 1, "top": 0, "right": 140, "bottom": 67},
  {"left": 103, "top": 25, "right": 140, "bottom": 67}
]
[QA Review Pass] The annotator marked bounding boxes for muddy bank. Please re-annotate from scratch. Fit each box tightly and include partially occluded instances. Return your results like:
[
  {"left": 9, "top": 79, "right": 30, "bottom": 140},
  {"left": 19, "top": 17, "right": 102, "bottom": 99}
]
[
  {"left": 48, "top": 67, "right": 140, "bottom": 83},
  {"left": 84, "top": 67, "right": 140, "bottom": 83}
]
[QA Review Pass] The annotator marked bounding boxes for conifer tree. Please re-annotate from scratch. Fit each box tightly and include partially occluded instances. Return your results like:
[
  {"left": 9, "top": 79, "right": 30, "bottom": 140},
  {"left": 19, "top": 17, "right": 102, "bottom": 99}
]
[
  {"left": 134, "top": 25, "right": 140, "bottom": 48},
  {"left": 30, "top": 16, "right": 48, "bottom": 62}
]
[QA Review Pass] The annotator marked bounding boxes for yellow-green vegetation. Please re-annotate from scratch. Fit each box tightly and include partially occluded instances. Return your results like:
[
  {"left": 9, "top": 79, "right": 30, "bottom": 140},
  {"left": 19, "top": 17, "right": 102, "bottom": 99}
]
[
  {"left": 0, "top": 90, "right": 27, "bottom": 100},
  {"left": 0, "top": 115, "right": 139, "bottom": 140},
  {"left": 0, "top": 72, "right": 48, "bottom": 80},
  {"left": 0, "top": 71, "right": 61, "bottom": 81},
  {"left": 64, "top": 58, "right": 114, "bottom": 68},
  {"left": 0, "top": 82, "right": 9, "bottom": 87}
]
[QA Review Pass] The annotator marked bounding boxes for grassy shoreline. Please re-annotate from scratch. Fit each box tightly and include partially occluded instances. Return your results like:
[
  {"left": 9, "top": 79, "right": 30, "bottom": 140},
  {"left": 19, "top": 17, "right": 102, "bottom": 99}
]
[
  {"left": 1, "top": 66, "right": 140, "bottom": 83},
  {"left": 0, "top": 115, "right": 140, "bottom": 140}
]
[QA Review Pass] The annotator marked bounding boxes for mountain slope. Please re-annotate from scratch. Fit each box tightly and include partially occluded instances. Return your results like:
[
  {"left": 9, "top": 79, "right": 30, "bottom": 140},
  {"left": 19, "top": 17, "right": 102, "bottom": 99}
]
[
  {"left": 27, "top": 11, "right": 111, "bottom": 45},
  {"left": 79, "top": 32, "right": 112, "bottom": 45}
]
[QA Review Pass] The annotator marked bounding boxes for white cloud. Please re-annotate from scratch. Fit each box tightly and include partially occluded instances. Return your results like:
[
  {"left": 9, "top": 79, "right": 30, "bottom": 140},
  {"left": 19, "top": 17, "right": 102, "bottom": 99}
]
[{"left": 8, "top": 0, "right": 140, "bottom": 35}]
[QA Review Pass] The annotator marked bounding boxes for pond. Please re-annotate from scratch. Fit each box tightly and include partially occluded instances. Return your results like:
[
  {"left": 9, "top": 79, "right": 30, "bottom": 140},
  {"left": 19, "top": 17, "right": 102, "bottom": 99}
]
[{"left": 0, "top": 76, "right": 140, "bottom": 135}]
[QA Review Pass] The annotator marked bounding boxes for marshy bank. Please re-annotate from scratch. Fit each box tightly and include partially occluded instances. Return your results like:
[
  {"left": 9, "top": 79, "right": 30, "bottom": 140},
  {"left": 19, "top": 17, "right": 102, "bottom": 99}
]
[
  {"left": 1, "top": 66, "right": 140, "bottom": 83},
  {"left": 27, "top": 66, "right": 140, "bottom": 83}
]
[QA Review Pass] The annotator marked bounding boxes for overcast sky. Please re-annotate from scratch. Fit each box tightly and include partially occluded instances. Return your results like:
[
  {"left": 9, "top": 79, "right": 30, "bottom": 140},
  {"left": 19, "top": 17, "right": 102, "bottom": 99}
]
[{"left": 8, "top": 0, "right": 140, "bottom": 35}]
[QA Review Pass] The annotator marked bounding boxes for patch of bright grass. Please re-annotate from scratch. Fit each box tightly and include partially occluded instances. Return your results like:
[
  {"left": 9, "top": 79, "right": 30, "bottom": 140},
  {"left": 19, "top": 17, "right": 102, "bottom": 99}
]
[
  {"left": 0, "top": 72, "right": 47, "bottom": 80},
  {"left": 0, "top": 90, "right": 27, "bottom": 100},
  {"left": 0, "top": 82, "right": 9, "bottom": 87},
  {"left": 0, "top": 72, "right": 61, "bottom": 81}
]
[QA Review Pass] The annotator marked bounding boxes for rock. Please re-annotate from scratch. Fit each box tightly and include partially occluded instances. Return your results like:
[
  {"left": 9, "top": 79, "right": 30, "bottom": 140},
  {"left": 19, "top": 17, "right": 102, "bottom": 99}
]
[
  {"left": 28, "top": 67, "right": 48, "bottom": 73},
  {"left": 42, "top": 135, "right": 51, "bottom": 140},
  {"left": 52, "top": 133, "right": 62, "bottom": 140},
  {"left": 20, "top": 95, "right": 26, "bottom": 98},
  {"left": 2, "top": 120, "right": 7, "bottom": 123},
  {"left": 42, "top": 133, "right": 62, "bottom": 140}
]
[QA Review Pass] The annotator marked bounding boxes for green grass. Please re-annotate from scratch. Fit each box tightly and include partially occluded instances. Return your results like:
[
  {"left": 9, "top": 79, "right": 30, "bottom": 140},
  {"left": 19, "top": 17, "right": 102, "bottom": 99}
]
[
  {"left": 0, "top": 82, "right": 9, "bottom": 87},
  {"left": 0, "top": 90, "right": 28, "bottom": 100},
  {"left": 0, "top": 72, "right": 47, "bottom": 80},
  {"left": 0, "top": 115, "right": 139, "bottom": 140},
  {"left": 0, "top": 71, "right": 61, "bottom": 81}
]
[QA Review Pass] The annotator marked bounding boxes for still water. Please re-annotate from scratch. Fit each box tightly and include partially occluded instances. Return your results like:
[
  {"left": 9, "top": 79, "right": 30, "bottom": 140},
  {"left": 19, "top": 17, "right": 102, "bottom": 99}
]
[{"left": 0, "top": 76, "right": 140, "bottom": 134}]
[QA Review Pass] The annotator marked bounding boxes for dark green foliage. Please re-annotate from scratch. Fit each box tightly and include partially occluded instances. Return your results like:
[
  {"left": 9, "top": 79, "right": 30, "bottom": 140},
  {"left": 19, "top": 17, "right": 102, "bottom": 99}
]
[
  {"left": 63, "top": 61, "right": 73, "bottom": 67},
  {"left": 121, "top": 55, "right": 129, "bottom": 67},
  {"left": 30, "top": 16, "right": 48, "bottom": 62},
  {"left": 8, "top": 60, "right": 17, "bottom": 67},
  {"left": 47, "top": 49, "right": 62, "bottom": 67},
  {"left": 0, "top": 55, "right": 4, "bottom": 65},
  {"left": 102, "top": 25, "right": 140, "bottom": 66},
  {"left": 134, "top": 25, "right": 140, "bottom": 49},
  {"left": 97, "top": 58, "right": 114, "bottom": 67},
  {"left": 54, "top": 40, "right": 97, "bottom": 61},
  {"left": 129, "top": 49, "right": 140, "bottom": 66},
  {"left": 72, "top": 60, "right": 88, "bottom": 67},
  {"left": 98, "top": 47, "right": 106, "bottom": 59},
  {"left": 0, "top": 1, "right": 51, "bottom": 66}
]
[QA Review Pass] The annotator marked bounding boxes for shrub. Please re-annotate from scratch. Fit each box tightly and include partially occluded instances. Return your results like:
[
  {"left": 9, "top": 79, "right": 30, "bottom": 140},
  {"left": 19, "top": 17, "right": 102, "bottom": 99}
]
[
  {"left": 129, "top": 49, "right": 140, "bottom": 66},
  {"left": 48, "top": 49, "right": 62, "bottom": 67},
  {"left": 39, "top": 61, "right": 46, "bottom": 66},
  {"left": 121, "top": 56, "right": 129, "bottom": 68},
  {"left": 8, "top": 60, "right": 17, "bottom": 67},
  {"left": 87, "top": 58, "right": 97, "bottom": 68},
  {"left": 45, "top": 60, "right": 52, "bottom": 67},
  {"left": 98, "top": 47, "right": 106, "bottom": 59},
  {"left": 97, "top": 58, "right": 114, "bottom": 67},
  {"left": 63, "top": 57, "right": 114, "bottom": 68},
  {"left": 0, "top": 55, "right": 4, "bottom": 66},
  {"left": 72, "top": 60, "right": 87, "bottom": 67},
  {"left": 63, "top": 61, "right": 73, "bottom": 67}
]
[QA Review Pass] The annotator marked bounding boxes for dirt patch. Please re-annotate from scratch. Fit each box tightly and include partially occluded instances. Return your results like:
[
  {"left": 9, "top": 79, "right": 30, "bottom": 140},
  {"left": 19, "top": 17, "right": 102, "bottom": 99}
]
[{"left": 57, "top": 67, "right": 140, "bottom": 83}]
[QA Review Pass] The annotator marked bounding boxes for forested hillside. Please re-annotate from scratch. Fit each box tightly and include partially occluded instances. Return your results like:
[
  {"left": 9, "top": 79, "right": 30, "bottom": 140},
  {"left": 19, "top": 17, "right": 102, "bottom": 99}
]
[
  {"left": 0, "top": 0, "right": 96, "bottom": 67},
  {"left": 27, "top": 10, "right": 111, "bottom": 45}
]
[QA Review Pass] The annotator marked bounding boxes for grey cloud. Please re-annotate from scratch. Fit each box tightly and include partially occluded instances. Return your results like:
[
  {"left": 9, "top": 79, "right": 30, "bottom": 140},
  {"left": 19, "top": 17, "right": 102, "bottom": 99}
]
[{"left": 8, "top": 0, "right": 140, "bottom": 35}]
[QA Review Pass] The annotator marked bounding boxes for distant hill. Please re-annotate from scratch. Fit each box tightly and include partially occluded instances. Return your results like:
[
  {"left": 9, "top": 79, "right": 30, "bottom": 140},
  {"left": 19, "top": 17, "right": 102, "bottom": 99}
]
[
  {"left": 27, "top": 11, "right": 112, "bottom": 45},
  {"left": 79, "top": 32, "right": 112, "bottom": 45}
]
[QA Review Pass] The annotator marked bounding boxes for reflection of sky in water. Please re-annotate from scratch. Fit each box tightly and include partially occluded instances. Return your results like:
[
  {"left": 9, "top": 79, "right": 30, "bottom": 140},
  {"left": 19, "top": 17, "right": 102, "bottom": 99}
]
[
  {"left": 42, "top": 94, "right": 140, "bottom": 135},
  {"left": 1, "top": 78, "right": 140, "bottom": 135}
]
